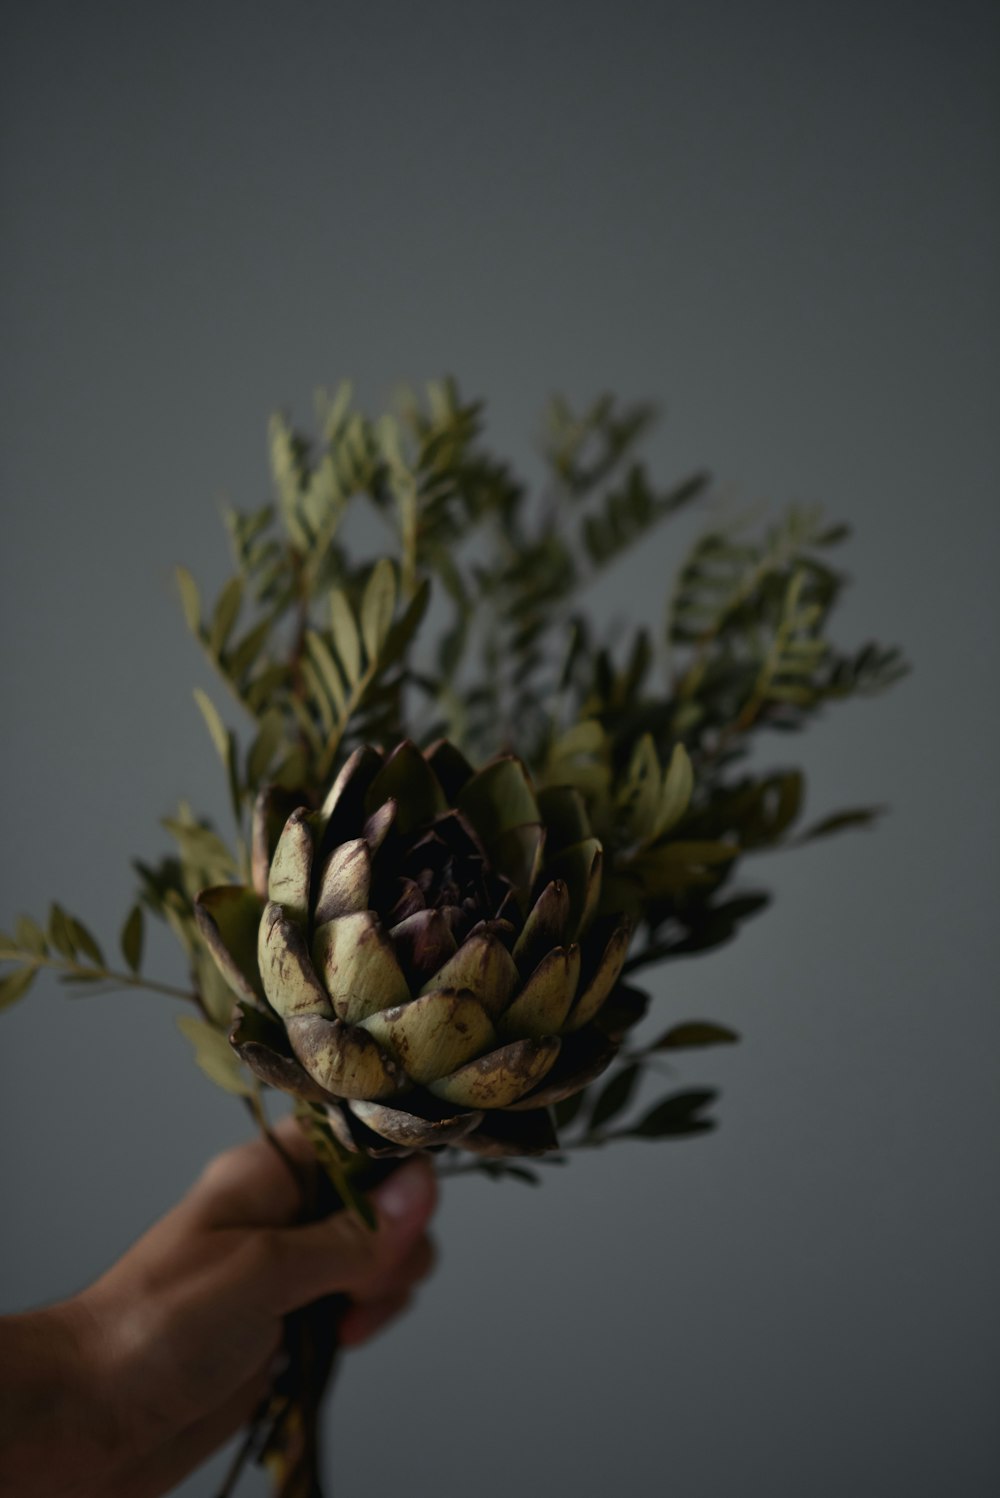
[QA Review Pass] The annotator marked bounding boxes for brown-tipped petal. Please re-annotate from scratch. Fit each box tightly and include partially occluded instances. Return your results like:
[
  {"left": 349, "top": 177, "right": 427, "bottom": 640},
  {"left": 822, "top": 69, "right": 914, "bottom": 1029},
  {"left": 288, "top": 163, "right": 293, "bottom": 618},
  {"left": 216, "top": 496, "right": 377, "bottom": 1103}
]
[
  {"left": 363, "top": 740, "right": 447, "bottom": 834},
  {"left": 460, "top": 1108, "right": 559, "bottom": 1157},
  {"left": 286, "top": 1013, "right": 404, "bottom": 1100},
  {"left": 258, "top": 902, "right": 332, "bottom": 1019},
  {"left": 428, "top": 1036, "right": 561, "bottom": 1109},
  {"left": 506, "top": 1025, "right": 618, "bottom": 1110},
  {"left": 424, "top": 739, "right": 475, "bottom": 802},
  {"left": 546, "top": 838, "right": 603, "bottom": 940},
  {"left": 229, "top": 1006, "right": 336, "bottom": 1104},
  {"left": 498, "top": 945, "right": 581, "bottom": 1040},
  {"left": 389, "top": 908, "right": 458, "bottom": 988},
  {"left": 457, "top": 755, "right": 540, "bottom": 846},
  {"left": 361, "top": 988, "right": 495, "bottom": 1085},
  {"left": 194, "top": 886, "right": 266, "bottom": 1007},
  {"left": 312, "top": 910, "right": 410, "bottom": 1024},
  {"left": 361, "top": 798, "right": 397, "bottom": 854},
  {"left": 313, "top": 838, "right": 372, "bottom": 925},
  {"left": 563, "top": 918, "right": 634, "bottom": 1032},
  {"left": 419, "top": 932, "right": 520, "bottom": 1017},
  {"left": 512, "top": 879, "right": 571, "bottom": 975},
  {"left": 536, "top": 784, "right": 592, "bottom": 854},
  {"left": 251, "top": 786, "right": 307, "bottom": 900},
  {"left": 349, "top": 1096, "right": 484, "bottom": 1149},
  {"left": 267, "top": 807, "right": 316, "bottom": 925},
  {"left": 320, "top": 744, "right": 384, "bottom": 822},
  {"left": 489, "top": 822, "right": 545, "bottom": 906}
]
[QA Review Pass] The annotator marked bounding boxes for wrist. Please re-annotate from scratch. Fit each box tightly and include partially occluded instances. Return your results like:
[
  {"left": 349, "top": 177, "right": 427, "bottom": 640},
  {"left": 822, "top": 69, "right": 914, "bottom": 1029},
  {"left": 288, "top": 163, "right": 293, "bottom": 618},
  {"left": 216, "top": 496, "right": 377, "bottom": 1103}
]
[{"left": 0, "top": 1298, "right": 122, "bottom": 1498}]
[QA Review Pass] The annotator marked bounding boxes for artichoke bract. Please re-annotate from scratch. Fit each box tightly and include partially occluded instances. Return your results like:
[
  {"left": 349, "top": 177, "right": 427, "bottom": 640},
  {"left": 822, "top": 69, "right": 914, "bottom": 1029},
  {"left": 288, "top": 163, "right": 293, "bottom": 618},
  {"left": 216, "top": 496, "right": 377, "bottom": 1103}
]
[{"left": 194, "top": 740, "right": 635, "bottom": 1157}]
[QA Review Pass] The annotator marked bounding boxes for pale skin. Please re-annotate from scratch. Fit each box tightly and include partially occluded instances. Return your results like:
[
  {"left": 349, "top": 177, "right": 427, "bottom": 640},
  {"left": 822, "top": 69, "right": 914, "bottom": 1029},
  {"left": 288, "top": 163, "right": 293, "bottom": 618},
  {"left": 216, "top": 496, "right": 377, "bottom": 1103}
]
[{"left": 0, "top": 1119, "right": 438, "bottom": 1498}]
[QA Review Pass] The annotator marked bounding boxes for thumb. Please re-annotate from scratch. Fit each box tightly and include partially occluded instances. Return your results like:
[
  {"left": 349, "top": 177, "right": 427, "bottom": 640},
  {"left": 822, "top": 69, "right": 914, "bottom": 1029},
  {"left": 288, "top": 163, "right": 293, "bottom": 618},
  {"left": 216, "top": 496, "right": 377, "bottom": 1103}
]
[{"left": 264, "top": 1157, "right": 438, "bottom": 1312}]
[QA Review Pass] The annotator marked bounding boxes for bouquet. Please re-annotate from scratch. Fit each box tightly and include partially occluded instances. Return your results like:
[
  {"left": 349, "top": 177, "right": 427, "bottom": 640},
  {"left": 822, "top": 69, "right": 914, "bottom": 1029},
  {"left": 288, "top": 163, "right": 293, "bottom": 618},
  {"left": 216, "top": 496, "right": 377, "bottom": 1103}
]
[{"left": 0, "top": 380, "right": 907, "bottom": 1495}]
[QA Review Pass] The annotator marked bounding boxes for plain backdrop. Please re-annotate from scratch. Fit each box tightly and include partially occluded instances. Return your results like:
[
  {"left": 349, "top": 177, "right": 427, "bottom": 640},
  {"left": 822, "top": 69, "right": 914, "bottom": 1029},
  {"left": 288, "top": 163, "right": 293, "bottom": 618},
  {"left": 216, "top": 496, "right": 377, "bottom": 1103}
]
[{"left": 1, "top": 3, "right": 998, "bottom": 1495}]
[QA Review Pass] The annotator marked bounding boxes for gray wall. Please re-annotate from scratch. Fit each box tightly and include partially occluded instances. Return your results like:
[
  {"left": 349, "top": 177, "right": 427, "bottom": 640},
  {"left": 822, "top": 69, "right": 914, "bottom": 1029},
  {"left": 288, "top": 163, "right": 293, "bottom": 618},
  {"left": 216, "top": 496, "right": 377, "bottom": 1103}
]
[{"left": 2, "top": 2, "right": 997, "bottom": 1495}]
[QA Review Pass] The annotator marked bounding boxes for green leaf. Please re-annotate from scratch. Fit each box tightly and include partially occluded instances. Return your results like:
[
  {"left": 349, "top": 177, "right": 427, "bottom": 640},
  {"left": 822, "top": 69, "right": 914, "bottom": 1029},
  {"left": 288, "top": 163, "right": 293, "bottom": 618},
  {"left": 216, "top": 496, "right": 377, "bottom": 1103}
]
[
  {"left": 797, "top": 807, "right": 886, "bottom": 841},
  {"left": 176, "top": 566, "right": 201, "bottom": 636},
  {"left": 14, "top": 916, "right": 48, "bottom": 957},
  {"left": 120, "top": 905, "right": 144, "bottom": 974},
  {"left": 651, "top": 1022, "right": 740, "bottom": 1050},
  {"left": 305, "top": 631, "right": 347, "bottom": 719},
  {"left": 209, "top": 577, "right": 244, "bottom": 657},
  {"left": 48, "top": 904, "right": 77, "bottom": 958},
  {"left": 0, "top": 930, "right": 19, "bottom": 959},
  {"left": 176, "top": 1014, "right": 253, "bottom": 1096},
  {"left": 380, "top": 576, "right": 431, "bottom": 670},
  {"left": 193, "top": 689, "right": 230, "bottom": 766},
  {"left": 589, "top": 1063, "right": 640, "bottom": 1132},
  {"left": 630, "top": 1089, "right": 717, "bottom": 1139},
  {"left": 246, "top": 709, "right": 287, "bottom": 786},
  {"left": 330, "top": 589, "right": 361, "bottom": 684},
  {"left": 653, "top": 743, "right": 694, "bottom": 839},
  {"left": 361, "top": 559, "right": 397, "bottom": 664},
  {"left": 67, "top": 917, "right": 104, "bottom": 967},
  {"left": 0, "top": 965, "right": 37, "bottom": 1011}
]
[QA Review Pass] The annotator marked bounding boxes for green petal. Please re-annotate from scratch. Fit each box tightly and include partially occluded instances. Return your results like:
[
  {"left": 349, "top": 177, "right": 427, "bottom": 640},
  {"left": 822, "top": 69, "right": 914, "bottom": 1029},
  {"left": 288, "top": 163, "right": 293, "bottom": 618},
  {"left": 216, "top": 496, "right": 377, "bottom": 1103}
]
[
  {"left": 258, "top": 902, "right": 332, "bottom": 1019},
  {"left": 499, "top": 945, "right": 580, "bottom": 1040},
  {"left": 286, "top": 1013, "right": 403, "bottom": 1099},
  {"left": 545, "top": 837, "right": 603, "bottom": 939},
  {"left": 251, "top": 786, "right": 307, "bottom": 900},
  {"left": 429, "top": 1036, "right": 561, "bottom": 1109},
  {"left": 312, "top": 910, "right": 410, "bottom": 1024},
  {"left": 229, "top": 1005, "right": 335, "bottom": 1103},
  {"left": 362, "top": 799, "right": 397, "bottom": 853},
  {"left": 489, "top": 822, "right": 544, "bottom": 905},
  {"left": 564, "top": 919, "right": 632, "bottom": 1032},
  {"left": 457, "top": 756, "right": 540, "bottom": 846},
  {"left": 321, "top": 744, "right": 384, "bottom": 819},
  {"left": 505, "top": 1025, "right": 618, "bottom": 1111},
  {"left": 363, "top": 740, "right": 447, "bottom": 834},
  {"left": 420, "top": 931, "right": 520, "bottom": 1017},
  {"left": 267, "top": 807, "right": 317, "bottom": 925},
  {"left": 349, "top": 1097, "right": 484, "bottom": 1149},
  {"left": 537, "top": 784, "right": 592, "bottom": 853},
  {"left": 361, "top": 988, "right": 495, "bottom": 1085},
  {"left": 194, "top": 886, "right": 266, "bottom": 1007},
  {"left": 512, "top": 879, "right": 571, "bottom": 974},
  {"left": 460, "top": 1108, "right": 559, "bottom": 1157},
  {"left": 424, "top": 739, "right": 475, "bottom": 802},
  {"left": 313, "top": 838, "right": 372, "bottom": 924}
]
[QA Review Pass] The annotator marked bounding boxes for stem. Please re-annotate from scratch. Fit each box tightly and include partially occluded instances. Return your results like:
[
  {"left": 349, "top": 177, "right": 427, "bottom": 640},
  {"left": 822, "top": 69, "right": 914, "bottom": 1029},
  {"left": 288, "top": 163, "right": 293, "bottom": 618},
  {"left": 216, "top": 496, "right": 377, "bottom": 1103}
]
[{"left": 5, "top": 949, "right": 197, "bottom": 1003}]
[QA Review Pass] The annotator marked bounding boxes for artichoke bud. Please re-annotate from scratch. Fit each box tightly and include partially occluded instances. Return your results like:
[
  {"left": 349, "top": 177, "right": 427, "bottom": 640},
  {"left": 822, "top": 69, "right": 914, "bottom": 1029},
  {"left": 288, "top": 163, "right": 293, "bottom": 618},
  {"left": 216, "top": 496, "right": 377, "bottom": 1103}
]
[{"left": 195, "top": 739, "right": 639, "bottom": 1158}]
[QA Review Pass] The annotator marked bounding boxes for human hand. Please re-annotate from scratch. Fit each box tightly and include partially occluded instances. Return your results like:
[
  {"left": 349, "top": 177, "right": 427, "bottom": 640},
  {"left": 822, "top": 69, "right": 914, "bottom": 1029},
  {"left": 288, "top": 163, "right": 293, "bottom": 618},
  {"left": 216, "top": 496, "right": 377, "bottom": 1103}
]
[{"left": 0, "top": 1118, "right": 437, "bottom": 1498}]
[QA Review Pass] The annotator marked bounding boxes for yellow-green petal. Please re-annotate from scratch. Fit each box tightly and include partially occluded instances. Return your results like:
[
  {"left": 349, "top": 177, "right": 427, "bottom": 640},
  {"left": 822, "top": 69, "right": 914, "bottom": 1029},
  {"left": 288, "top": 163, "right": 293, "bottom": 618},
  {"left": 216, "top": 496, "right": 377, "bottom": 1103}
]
[
  {"left": 361, "top": 988, "right": 495, "bottom": 1085},
  {"left": 312, "top": 910, "right": 410, "bottom": 1024},
  {"left": 429, "top": 1036, "right": 561, "bottom": 1109},
  {"left": 257, "top": 901, "right": 332, "bottom": 1019},
  {"left": 499, "top": 945, "right": 580, "bottom": 1040}
]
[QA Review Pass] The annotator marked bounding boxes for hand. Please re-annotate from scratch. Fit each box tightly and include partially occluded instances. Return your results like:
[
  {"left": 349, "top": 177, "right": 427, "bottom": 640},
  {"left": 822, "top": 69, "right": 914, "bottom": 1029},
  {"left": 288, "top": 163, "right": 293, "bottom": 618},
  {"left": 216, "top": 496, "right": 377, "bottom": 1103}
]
[{"left": 0, "top": 1118, "right": 438, "bottom": 1498}]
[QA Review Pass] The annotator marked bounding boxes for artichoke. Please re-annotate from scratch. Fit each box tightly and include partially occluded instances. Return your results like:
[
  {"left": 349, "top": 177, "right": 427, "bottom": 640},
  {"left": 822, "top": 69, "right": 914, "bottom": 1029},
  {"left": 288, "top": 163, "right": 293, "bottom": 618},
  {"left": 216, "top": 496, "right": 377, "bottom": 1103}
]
[{"left": 194, "top": 740, "right": 637, "bottom": 1158}]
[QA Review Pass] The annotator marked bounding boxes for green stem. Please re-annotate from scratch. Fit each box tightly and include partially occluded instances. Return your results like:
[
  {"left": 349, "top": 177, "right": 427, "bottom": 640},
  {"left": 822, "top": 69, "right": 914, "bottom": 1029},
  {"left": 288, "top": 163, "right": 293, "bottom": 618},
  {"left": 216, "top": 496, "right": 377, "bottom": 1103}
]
[{"left": 4, "top": 949, "right": 197, "bottom": 1003}]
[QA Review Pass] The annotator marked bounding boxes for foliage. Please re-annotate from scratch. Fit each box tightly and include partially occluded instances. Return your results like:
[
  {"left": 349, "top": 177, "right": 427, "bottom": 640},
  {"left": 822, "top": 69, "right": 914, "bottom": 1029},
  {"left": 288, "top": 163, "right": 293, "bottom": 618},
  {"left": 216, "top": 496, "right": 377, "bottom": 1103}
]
[{"left": 1, "top": 379, "right": 908, "bottom": 1181}]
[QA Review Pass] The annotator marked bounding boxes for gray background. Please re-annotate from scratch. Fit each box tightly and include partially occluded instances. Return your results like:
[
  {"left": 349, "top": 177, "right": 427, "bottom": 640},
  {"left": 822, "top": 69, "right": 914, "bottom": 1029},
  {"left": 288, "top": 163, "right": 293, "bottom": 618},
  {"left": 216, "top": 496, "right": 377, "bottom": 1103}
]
[{"left": 2, "top": 2, "right": 998, "bottom": 1495}]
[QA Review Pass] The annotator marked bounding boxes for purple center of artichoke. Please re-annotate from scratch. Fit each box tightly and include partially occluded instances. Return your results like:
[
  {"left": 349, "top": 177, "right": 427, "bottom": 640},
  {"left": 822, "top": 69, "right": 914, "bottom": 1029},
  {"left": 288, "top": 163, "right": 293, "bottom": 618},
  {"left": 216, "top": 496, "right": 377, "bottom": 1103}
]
[{"left": 381, "top": 813, "right": 512, "bottom": 940}]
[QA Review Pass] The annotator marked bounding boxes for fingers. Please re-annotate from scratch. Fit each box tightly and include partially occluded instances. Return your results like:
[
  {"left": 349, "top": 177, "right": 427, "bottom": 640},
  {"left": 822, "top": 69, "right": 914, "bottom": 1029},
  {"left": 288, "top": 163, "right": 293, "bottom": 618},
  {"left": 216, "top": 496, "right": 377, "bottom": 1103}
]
[
  {"left": 338, "top": 1288, "right": 412, "bottom": 1348},
  {"left": 185, "top": 1114, "right": 316, "bottom": 1229},
  {"left": 265, "top": 1156, "right": 438, "bottom": 1312}
]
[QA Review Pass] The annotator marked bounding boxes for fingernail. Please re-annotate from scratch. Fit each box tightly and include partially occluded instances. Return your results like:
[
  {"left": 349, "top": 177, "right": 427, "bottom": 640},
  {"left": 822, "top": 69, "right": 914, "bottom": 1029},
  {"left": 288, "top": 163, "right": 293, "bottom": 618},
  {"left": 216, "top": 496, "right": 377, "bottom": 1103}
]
[{"left": 375, "top": 1159, "right": 434, "bottom": 1222}]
